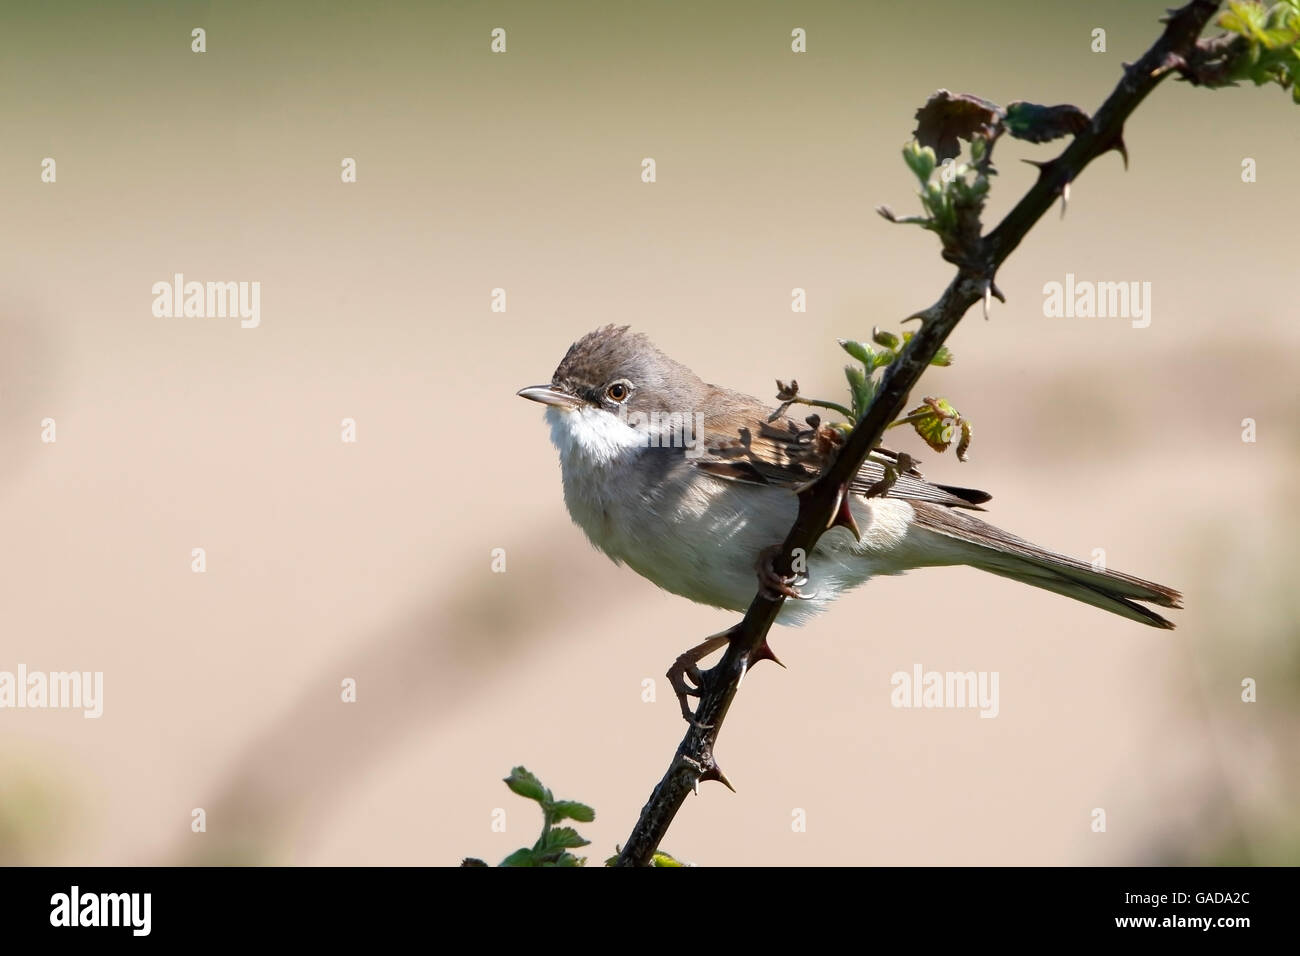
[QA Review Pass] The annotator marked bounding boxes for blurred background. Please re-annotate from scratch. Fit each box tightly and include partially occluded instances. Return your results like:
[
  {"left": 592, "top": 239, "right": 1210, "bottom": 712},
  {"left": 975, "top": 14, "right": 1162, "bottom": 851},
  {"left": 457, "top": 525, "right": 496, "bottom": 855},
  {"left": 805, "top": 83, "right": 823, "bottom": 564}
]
[{"left": 0, "top": 0, "right": 1296, "bottom": 866}]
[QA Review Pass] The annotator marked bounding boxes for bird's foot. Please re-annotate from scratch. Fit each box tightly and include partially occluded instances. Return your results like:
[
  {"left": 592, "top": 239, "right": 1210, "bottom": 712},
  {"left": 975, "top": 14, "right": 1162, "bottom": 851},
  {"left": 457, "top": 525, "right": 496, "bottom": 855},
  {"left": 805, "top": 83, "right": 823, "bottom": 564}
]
[
  {"left": 666, "top": 631, "right": 733, "bottom": 726},
  {"left": 756, "top": 545, "right": 817, "bottom": 601}
]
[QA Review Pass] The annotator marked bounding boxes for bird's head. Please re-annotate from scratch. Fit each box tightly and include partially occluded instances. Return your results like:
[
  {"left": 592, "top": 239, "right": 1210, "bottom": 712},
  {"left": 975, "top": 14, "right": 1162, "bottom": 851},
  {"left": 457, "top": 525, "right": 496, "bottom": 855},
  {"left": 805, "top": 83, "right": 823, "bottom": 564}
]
[{"left": 517, "top": 325, "right": 707, "bottom": 467}]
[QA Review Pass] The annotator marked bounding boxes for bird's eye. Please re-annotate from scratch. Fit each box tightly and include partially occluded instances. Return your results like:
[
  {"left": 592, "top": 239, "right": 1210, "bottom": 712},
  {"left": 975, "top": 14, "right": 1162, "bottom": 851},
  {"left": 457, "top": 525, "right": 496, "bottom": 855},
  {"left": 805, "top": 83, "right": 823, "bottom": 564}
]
[{"left": 605, "top": 382, "right": 631, "bottom": 403}]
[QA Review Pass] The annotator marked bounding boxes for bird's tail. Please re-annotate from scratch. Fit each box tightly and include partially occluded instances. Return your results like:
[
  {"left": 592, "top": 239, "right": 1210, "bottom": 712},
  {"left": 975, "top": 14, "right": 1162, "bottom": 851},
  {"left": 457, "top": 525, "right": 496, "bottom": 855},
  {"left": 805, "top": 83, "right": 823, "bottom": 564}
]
[{"left": 907, "top": 502, "right": 1182, "bottom": 629}]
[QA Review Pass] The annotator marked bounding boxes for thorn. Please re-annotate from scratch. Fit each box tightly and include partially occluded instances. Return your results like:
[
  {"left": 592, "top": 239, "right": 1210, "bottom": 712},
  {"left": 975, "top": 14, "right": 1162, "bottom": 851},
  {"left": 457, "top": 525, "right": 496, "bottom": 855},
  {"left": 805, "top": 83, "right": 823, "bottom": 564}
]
[
  {"left": 737, "top": 656, "right": 748, "bottom": 688},
  {"left": 692, "top": 776, "right": 700, "bottom": 796},
  {"left": 1060, "top": 180, "right": 1070, "bottom": 218},
  {"left": 749, "top": 640, "right": 787, "bottom": 670},
  {"left": 982, "top": 280, "right": 992, "bottom": 320},
  {"left": 990, "top": 281, "right": 1006, "bottom": 304},
  {"left": 826, "top": 482, "right": 862, "bottom": 541},
  {"left": 1099, "top": 128, "right": 1130, "bottom": 170},
  {"left": 1021, "top": 158, "right": 1057, "bottom": 184},
  {"left": 700, "top": 764, "right": 737, "bottom": 793}
]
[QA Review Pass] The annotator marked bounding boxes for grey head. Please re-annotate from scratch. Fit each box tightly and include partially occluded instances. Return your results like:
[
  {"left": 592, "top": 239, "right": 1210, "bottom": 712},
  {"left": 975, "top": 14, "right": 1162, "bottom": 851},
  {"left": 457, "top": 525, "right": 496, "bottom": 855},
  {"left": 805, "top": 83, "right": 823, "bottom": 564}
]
[{"left": 516, "top": 325, "right": 708, "bottom": 421}]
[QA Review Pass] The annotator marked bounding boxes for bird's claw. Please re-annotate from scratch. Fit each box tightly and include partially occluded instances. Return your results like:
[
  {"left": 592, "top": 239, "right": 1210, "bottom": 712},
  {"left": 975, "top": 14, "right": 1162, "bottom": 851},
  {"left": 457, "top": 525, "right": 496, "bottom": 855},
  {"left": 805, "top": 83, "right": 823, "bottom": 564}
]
[
  {"left": 666, "top": 631, "right": 735, "bottom": 726},
  {"left": 667, "top": 654, "right": 714, "bottom": 728},
  {"left": 757, "top": 545, "right": 817, "bottom": 601}
]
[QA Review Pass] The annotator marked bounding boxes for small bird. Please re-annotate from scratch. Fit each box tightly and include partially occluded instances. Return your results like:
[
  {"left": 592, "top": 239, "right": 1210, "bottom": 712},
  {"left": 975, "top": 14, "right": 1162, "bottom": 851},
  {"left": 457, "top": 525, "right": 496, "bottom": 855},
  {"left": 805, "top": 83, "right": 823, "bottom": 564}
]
[{"left": 520, "top": 326, "right": 1181, "bottom": 708}]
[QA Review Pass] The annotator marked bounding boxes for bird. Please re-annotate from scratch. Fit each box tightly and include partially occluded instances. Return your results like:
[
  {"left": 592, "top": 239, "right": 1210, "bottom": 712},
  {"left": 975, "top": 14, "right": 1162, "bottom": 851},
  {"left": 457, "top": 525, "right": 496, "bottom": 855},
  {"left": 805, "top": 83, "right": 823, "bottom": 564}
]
[{"left": 518, "top": 325, "right": 1181, "bottom": 713}]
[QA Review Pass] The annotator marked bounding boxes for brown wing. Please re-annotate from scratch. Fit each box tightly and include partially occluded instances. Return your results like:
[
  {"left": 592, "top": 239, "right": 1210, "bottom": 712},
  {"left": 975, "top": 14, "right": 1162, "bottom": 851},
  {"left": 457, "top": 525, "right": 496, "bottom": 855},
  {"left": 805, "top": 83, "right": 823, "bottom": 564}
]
[{"left": 694, "top": 413, "right": 990, "bottom": 511}]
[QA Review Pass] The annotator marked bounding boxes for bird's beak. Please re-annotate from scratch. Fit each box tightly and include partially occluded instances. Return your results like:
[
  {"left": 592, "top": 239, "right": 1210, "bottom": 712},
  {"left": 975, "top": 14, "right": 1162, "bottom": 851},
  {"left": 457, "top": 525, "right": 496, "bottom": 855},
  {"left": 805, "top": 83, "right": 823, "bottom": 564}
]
[{"left": 516, "top": 384, "right": 583, "bottom": 410}]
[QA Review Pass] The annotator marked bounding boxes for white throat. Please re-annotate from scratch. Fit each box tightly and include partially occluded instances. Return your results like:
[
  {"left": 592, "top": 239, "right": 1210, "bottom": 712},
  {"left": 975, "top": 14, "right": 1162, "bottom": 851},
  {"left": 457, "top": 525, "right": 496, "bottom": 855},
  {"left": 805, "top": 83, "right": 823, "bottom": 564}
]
[{"left": 545, "top": 405, "right": 644, "bottom": 470}]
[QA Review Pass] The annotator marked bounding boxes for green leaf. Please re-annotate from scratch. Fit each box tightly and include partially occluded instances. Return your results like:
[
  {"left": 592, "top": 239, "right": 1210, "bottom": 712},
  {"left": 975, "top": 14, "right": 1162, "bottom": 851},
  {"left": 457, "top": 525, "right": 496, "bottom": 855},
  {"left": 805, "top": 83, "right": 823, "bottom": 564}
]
[
  {"left": 1222, "top": 0, "right": 1271, "bottom": 39},
  {"left": 872, "top": 327, "right": 901, "bottom": 350},
  {"left": 1217, "top": 0, "right": 1300, "bottom": 99},
  {"left": 902, "top": 398, "right": 963, "bottom": 454},
  {"left": 844, "top": 365, "right": 874, "bottom": 418},
  {"left": 838, "top": 338, "right": 874, "bottom": 365},
  {"left": 504, "top": 766, "right": 548, "bottom": 804},
  {"left": 500, "top": 848, "right": 540, "bottom": 867},
  {"left": 549, "top": 800, "right": 596, "bottom": 824},
  {"left": 901, "top": 141, "right": 937, "bottom": 182},
  {"left": 537, "top": 827, "right": 591, "bottom": 851},
  {"left": 651, "top": 851, "right": 688, "bottom": 867},
  {"left": 482, "top": 767, "right": 599, "bottom": 866}
]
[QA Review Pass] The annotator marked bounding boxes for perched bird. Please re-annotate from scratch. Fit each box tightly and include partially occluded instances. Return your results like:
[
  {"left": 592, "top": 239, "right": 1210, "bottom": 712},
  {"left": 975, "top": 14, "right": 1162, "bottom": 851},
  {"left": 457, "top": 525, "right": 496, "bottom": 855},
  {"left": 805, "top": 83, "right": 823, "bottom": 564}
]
[{"left": 519, "top": 326, "right": 1181, "bottom": 709}]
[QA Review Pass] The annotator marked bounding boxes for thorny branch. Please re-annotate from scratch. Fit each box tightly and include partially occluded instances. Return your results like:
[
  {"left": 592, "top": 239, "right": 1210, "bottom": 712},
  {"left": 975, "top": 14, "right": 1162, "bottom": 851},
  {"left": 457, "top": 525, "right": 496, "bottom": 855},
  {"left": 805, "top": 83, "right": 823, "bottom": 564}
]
[{"left": 615, "top": 1, "right": 1225, "bottom": 866}]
